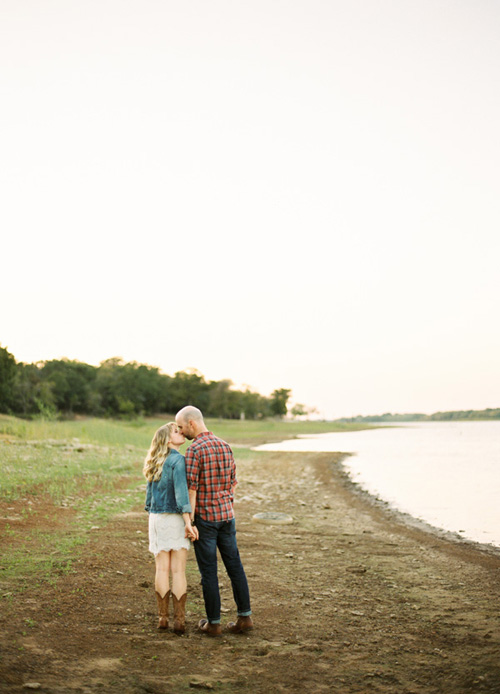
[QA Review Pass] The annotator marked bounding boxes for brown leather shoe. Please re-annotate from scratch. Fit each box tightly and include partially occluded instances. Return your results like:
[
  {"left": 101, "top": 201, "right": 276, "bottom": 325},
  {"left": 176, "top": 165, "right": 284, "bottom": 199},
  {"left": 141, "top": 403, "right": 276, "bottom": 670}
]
[
  {"left": 173, "top": 593, "right": 187, "bottom": 635},
  {"left": 198, "top": 619, "right": 222, "bottom": 637},
  {"left": 226, "top": 616, "right": 254, "bottom": 633},
  {"left": 155, "top": 590, "right": 170, "bottom": 630}
]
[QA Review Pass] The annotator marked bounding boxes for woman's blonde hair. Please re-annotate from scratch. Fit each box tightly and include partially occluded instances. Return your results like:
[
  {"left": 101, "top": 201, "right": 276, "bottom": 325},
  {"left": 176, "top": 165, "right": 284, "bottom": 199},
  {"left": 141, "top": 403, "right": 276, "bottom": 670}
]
[{"left": 143, "top": 422, "right": 177, "bottom": 482}]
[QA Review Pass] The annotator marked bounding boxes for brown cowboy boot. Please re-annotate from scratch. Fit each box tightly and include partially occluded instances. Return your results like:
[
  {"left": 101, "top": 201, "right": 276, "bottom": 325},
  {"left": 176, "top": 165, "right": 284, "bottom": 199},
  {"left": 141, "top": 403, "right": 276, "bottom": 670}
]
[
  {"left": 172, "top": 593, "right": 187, "bottom": 635},
  {"left": 226, "top": 615, "right": 254, "bottom": 633},
  {"left": 155, "top": 590, "right": 170, "bottom": 629}
]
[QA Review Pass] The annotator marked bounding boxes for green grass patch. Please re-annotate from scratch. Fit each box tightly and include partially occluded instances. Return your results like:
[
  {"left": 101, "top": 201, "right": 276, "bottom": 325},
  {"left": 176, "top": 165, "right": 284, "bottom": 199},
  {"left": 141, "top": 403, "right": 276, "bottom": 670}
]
[
  {"left": 0, "top": 440, "right": 140, "bottom": 501},
  {"left": 75, "top": 482, "right": 146, "bottom": 526},
  {"left": 0, "top": 413, "right": 370, "bottom": 448},
  {"left": 0, "top": 414, "right": 156, "bottom": 448},
  {"left": 0, "top": 531, "right": 87, "bottom": 589}
]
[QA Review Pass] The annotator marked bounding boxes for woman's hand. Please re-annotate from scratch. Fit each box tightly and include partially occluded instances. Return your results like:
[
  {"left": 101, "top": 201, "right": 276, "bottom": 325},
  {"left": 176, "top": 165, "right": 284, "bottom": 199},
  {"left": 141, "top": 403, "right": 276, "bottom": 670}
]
[{"left": 185, "top": 522, "right": 199, "bottom": 541}]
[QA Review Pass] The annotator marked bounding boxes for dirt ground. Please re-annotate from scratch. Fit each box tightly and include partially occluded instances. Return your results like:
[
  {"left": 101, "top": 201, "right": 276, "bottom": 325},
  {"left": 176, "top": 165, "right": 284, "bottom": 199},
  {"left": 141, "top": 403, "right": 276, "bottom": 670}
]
[{"left": 1, "top": 450, "right": 500, "bottom": 694}]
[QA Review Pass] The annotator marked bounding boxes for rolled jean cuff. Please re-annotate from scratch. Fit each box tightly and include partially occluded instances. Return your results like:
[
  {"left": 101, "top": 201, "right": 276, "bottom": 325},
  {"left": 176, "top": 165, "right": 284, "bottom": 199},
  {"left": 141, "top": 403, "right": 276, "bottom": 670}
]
[
  {"left": 238, "top": 610, "right": 252, "bottom": 617},
  {"left": 209, "top": 619, "right": 221, "bottom": 624}
]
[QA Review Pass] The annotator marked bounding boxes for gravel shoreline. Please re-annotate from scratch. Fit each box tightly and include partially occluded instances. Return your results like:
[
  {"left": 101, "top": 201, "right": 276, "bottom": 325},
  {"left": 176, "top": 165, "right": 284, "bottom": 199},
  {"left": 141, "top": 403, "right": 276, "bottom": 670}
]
[{"left": 332, "top": 453, "right": 500, "bottom": 563}]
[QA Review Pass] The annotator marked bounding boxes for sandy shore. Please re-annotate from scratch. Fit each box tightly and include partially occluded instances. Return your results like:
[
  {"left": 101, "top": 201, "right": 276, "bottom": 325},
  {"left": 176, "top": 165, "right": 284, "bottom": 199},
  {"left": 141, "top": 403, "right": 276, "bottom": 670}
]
[{"left": 1, "top": 449, "right": 500, "bottom": 693}]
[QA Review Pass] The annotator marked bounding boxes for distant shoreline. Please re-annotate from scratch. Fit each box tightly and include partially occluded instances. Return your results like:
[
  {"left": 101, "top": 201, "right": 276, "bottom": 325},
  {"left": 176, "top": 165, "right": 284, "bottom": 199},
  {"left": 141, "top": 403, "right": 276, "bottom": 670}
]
[{"left": 333, "top": 406, "right": 500, "bottom": 424}]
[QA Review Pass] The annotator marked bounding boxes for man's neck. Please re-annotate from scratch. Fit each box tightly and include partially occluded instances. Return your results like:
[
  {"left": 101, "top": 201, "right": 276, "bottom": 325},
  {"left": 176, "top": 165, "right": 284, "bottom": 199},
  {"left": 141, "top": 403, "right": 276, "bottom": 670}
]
[{"left": 193, "top": 425, "right": 209, "bottom": 438}]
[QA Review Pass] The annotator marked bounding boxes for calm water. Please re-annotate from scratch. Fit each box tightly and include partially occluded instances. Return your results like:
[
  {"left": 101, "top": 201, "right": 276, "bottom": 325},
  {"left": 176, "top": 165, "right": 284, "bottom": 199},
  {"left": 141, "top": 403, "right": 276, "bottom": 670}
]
[{"left": 255, "top": 421, "right": 500, "bottom": 548}]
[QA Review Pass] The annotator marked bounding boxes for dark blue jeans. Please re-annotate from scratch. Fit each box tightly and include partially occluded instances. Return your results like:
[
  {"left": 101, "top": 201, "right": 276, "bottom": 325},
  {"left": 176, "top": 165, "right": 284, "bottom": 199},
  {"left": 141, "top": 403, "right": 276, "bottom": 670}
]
[{"left": 194, "top": 515, "right": 252, "bottom": 624}]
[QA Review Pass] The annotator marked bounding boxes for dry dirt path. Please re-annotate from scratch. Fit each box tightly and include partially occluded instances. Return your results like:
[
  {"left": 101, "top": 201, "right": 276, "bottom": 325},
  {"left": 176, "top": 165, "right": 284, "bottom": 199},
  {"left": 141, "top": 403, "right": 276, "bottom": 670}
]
[{"left": 1, "top": 451, "right": 500, "bottom": 693}]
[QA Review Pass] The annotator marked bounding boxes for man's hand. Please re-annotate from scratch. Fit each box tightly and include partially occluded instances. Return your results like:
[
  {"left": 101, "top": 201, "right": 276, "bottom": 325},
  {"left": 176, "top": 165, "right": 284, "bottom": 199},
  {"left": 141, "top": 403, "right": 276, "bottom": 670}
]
[{"left": 185, "top": 522, "right": 199, "bottom": 541}]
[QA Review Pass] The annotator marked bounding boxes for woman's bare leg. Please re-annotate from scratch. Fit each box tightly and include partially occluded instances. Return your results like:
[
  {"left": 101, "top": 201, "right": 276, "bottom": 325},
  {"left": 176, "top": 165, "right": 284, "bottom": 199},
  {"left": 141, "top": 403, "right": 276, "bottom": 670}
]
[
  {"left": 155, "top": 550, "right": 171, "bottom": 597},
  {"left": 171, "top": 548, "right": 188, "bottom": 599}
]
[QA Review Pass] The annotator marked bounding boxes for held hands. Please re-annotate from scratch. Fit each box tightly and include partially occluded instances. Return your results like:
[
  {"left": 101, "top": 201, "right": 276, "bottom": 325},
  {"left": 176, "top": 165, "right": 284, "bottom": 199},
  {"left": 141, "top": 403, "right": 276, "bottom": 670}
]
[{"left": 185, "top": 522, "right": 199, "bottom": 541}]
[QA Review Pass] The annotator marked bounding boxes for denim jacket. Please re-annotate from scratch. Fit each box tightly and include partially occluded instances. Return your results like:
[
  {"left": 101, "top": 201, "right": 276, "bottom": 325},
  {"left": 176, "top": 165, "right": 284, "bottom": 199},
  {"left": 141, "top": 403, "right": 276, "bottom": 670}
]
[{"left": 145, "top": 449, "right": 192, "bottom": 514}]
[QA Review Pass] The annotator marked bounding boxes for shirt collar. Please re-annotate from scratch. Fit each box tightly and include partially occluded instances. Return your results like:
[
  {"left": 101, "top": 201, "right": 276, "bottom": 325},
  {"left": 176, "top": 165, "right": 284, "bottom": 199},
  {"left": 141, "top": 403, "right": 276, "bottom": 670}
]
[{"left": 195, "top": 431, "right": 212, "bottom": 440}]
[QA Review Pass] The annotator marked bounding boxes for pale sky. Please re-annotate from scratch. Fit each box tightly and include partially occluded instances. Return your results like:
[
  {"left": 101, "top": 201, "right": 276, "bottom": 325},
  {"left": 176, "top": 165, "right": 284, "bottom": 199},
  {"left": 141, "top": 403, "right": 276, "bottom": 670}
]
[{"left": 2, "top": 0, "right": 499, "bottom": 419}]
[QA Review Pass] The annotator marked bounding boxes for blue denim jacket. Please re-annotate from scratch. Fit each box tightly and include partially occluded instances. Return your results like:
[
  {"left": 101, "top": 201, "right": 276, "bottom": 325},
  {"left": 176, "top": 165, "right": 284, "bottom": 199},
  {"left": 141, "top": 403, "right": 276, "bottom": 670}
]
[{"left": 145, "top": 450, "right": 192, "bottom": 514}]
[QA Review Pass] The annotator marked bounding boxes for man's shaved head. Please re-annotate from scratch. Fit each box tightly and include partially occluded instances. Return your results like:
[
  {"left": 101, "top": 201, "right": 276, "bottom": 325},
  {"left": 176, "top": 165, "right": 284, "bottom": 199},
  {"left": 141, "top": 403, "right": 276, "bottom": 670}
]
[
  {"left": 176, "top": 406, "right": 204, "bottom": 425},
  {"left": 175, "top": 406, "right": 206, "bottom": 440}
]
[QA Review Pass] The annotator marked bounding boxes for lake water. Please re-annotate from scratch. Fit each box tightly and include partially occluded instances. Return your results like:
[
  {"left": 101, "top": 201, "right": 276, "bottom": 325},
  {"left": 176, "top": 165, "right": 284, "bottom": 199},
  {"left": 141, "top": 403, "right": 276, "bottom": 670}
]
[{"left": 255, "top": 421, "right": 500, "bottom": 549}]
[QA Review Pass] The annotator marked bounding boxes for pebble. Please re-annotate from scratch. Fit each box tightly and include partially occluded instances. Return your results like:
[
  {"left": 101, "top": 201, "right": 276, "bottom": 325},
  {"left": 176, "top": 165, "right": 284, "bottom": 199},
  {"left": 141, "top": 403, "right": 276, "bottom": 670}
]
[
  {"left": 348, "top": 566, "right": 367, "bottom": 574},
  {"left": 252, "top": 512, "right": 294, "bottom": 525},
  {"left": 23, "top": 684, "right": 41, "bottom": 690},
  {"left": 189, "top": 677, "right": 214, "bottom": 689}
]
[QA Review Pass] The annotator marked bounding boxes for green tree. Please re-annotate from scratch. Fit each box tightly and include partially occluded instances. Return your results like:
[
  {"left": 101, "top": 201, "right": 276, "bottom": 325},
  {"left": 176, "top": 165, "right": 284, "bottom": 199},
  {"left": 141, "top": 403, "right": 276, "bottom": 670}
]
[
  {"left": 291, "top": 403, "right": 307, "bottom": 418},
  {"left": 0, "top": 345, "right": 17, "bottom": 413},
  {"left": 167, "top": 370, "right": 210, "bottom": 413},
  {"left": 207, "top": 380, "right": 244, "bottom": 419},
  {"left": 290, "top": 403, "right": 319, "bottom": 419},
  {"left": 12, "top": 362, "right": 52, "bottom": 416},
  {"left": 95, "top": 358, "right": 170, "bottom": 417},
  {"left": 208, "top": 379, "right": 233, "bottom": 418},
  {"left": 40, "top": 359, "right": 97, "bottom": 414},
  {"left": 269, "top": 388, "right": 291, "bottom": 417},
  {"left": 95, "top": 358, "right": 145, "bottom": 417},
  {"left": 239, "top": 389, "right": 270, "bottom": 419}
]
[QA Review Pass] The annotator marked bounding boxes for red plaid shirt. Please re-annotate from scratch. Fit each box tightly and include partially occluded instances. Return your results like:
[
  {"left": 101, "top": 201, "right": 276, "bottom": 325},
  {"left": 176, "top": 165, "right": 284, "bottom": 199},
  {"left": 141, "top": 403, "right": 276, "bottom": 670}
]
[{"left": 185, "top": 431, "right": 237, "bottom": 522}]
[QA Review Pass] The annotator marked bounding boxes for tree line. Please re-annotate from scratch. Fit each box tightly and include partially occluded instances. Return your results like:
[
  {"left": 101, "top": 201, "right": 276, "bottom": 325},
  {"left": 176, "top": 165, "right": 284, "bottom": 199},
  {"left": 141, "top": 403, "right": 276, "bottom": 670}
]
[
  {"left": 335, "top": 408, "right": 500, "bottom": 422},
  {"left": 0, "top": 345, "right": 291, "bottom": 419}
]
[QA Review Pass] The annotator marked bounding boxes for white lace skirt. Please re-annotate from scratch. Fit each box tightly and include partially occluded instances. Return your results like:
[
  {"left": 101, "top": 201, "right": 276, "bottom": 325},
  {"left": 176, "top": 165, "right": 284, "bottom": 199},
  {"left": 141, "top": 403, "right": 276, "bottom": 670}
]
[{"left": 148, "top": 512, "right": 191, "bottom": 555}]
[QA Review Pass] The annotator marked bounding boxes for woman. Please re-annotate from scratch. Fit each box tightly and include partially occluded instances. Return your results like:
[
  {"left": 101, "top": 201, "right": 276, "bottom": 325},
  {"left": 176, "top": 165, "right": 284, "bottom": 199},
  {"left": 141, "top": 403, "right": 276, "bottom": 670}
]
[{"left": 144, "top": 422, "right": 198, "bottom": 634}]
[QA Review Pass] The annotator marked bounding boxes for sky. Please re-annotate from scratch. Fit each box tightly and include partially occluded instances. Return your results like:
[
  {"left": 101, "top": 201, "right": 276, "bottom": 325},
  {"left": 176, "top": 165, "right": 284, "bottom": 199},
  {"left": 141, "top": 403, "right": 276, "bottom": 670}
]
[{"left": 1, "top": 0, "right": 499, "bottom": 419}]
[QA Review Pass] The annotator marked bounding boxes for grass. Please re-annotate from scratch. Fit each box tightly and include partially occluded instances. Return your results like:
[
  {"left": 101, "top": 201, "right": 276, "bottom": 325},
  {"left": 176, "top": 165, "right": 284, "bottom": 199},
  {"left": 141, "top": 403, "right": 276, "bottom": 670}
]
[
  {"left": 1, "top": 533, "right": 87, "bottom": 586},
  {"left": 0, "top": 415, "right": 156, "bottom": 448},
  {"left": 0, "top": 413, "right": 369, "bottom": 593},
  {"left": 0, "top": 413, "right": 370, "bottom": 448},
  {"left": 0, "top": 440, "right": 139, "bottom": 501}
]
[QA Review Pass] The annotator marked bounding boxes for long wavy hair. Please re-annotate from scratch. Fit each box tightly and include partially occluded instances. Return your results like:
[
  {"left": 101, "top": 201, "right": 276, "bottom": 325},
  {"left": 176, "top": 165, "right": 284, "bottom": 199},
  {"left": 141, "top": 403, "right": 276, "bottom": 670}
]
[{"left": 143, "top": 422, "right": 177, "bottom": 482}]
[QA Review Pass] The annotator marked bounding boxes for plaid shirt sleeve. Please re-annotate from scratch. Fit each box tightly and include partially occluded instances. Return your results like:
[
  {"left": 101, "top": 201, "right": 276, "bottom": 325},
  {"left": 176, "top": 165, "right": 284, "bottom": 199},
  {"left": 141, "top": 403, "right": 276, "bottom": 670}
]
[
  {"left": 231, "top": 452, "right": 237, "bottom": 488},
  {"left": 185, "top": 444, "right": 200, "bottom": 490}
]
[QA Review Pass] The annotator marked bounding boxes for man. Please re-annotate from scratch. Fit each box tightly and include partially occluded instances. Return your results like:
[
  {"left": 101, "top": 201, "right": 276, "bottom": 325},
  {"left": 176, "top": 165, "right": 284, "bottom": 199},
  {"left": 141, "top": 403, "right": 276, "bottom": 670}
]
[{"left": 175, "top": 405, "right": 253, "bottom": 636}]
